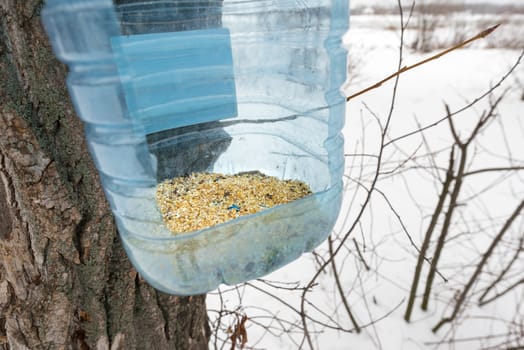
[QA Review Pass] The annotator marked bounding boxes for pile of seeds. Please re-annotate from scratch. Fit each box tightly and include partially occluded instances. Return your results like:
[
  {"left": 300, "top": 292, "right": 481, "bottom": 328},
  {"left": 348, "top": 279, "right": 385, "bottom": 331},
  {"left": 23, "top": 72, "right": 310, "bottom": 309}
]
[{"left": 155, "top": 171, "right": 312, "bottom": 234}]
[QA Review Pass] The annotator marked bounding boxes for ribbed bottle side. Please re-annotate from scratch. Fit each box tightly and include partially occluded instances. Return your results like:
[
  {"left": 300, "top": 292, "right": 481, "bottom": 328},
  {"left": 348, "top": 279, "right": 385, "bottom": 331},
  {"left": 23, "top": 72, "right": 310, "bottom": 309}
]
[{"left": 42, "top": 0, "right": 349, "bottom": 234}]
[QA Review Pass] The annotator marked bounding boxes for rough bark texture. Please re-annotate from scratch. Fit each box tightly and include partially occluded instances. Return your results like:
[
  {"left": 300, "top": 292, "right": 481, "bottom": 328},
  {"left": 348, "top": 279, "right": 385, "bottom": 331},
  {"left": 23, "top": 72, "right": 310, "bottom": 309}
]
[{"left": 0, "top": 1, "right": 210, "bottom": 349}]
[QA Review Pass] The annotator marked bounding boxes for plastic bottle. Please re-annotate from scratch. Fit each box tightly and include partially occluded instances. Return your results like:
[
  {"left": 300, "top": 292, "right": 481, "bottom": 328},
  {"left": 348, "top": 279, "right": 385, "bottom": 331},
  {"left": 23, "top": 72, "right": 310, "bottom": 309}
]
[{"left": 42, "top": 0, "right": 349, "bottom": 295}]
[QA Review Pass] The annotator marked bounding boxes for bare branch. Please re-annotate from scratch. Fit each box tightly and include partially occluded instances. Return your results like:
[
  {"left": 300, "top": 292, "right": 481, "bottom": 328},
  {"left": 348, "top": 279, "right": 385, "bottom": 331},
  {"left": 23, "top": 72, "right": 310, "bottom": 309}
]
[
  {"left": 464, "top": 166, "right": 524, "bottom": 177},
  {"left": 421, "top": 131, "right": 468, "bottom": 311},
  {"left": 404, "top": 147, "right": 455, "bottom": 322},
  {"left": 353, "top": 238, "right": 370, "bottom": 271},
  {"left": 346, "top": 24, "right": 500, "bottom": 101},
  {"left": 447, "top": 104, "right": 462, "bottom": 146},
  {"left": 327, "top": 236, "right": 361, "bottom": 333},
  {"left": 479, "top": 235, "right": 524, "bottom": 306},
  {"left": 479, "top": 278, "right": 524, "bottom": 307},
  {"left": 385, "top": 49, "right": 524, "bottom": 147}
]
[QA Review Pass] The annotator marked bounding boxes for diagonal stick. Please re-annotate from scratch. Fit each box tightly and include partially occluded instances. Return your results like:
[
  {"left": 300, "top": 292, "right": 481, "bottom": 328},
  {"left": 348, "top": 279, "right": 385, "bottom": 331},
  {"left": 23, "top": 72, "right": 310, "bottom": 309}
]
[{"left": 346, "top": 24, "right": 501, "bottom": 101}]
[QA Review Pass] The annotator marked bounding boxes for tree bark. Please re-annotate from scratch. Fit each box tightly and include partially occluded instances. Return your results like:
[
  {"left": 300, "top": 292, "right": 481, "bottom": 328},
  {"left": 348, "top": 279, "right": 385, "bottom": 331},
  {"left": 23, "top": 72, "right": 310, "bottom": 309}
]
[{"left": 0, "top": 1, "right": 210, "bottom": 349}]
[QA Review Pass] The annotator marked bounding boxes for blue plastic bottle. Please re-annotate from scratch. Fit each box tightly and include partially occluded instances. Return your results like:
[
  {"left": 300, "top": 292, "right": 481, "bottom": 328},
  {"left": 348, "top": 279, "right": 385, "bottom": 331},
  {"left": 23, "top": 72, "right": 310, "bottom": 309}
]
[{"left": 42, "top": 0, "right": 349, "bottom": 295}]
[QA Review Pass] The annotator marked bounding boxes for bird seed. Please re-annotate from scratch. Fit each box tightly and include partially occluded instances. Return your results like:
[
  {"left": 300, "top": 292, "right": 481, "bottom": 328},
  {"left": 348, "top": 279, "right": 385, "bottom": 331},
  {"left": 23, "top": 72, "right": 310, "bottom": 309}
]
[{"left": 155, "top": 171, "right": 312, "bottom": 234}]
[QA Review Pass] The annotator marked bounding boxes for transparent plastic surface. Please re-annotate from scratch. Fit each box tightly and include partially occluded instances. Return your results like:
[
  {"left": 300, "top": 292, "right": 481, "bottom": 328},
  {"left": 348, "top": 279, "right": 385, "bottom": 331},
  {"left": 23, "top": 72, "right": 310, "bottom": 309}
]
[{"left": 42, "top": 0, "right": 349, "bottom": 295}]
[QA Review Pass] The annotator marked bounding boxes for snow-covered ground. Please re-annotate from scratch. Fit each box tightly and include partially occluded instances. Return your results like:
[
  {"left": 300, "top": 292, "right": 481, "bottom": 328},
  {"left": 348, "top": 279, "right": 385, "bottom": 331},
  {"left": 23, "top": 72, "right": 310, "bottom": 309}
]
[{"left": 208, "top": 4, "right": 524, "bottom": 349}]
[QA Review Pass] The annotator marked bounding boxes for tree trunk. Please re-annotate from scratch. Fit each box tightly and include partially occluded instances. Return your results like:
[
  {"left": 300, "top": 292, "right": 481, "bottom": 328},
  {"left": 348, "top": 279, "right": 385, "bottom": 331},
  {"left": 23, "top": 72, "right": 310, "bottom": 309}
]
[{"left": 0, "top": 1, "right": 210, "bottom": 349}]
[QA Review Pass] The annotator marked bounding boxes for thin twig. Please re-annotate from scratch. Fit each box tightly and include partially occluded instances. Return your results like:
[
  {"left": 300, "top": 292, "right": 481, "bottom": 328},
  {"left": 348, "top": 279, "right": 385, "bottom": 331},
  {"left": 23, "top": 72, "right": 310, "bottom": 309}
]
[
  {"left": 346, "top": 24, "right": 500, "bottom": 101},
  {"left": 328, "top": 236, "right": 361, "bottom": 333},
  {"left": 478, "top": 235, "right": 524, "bottom": 306},
  {"left": 352, "top": 238, "right": 370, "bottom": 271},
  {"left": 465, "top": 166, "right": 524, "bottom": 177},
  {"left": 479, "top": 278, "right": 524, "bottom": 307}
]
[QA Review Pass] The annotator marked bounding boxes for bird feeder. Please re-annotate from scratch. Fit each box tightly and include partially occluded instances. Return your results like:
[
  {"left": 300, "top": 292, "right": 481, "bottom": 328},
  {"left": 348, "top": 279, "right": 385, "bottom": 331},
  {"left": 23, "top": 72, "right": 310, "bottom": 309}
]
[{"left": 42, "top": 0, "right": 349, "bottom": 295}]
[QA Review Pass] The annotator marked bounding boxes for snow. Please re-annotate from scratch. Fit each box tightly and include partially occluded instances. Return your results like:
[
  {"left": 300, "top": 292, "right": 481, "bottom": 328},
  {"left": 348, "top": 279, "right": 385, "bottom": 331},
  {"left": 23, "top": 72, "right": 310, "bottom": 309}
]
[
  {"left": 351, "top": 0, "right": 522, "bottom": 6},
  {"left": 207, "top": 5, "right": 524, "bottom": 350}
]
